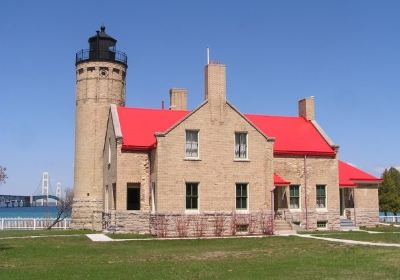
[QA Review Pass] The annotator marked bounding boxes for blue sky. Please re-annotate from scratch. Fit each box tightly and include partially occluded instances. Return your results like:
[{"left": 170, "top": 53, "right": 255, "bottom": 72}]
[{"left": 1, "top": 0, "right": 399, "bottom": 195}]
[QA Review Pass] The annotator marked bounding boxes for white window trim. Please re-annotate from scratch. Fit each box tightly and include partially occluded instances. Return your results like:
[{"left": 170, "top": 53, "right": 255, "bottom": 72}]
[
  {"left": 234, "top": 132, "right": 249, "bottom": 161},
  {"left": 289, "top": 185, "right": 301, "bottom": 212},
  {"left": 185, "top": 182, "right": 200, "bottom": 214},
  {"left": 235, "top": 183, "right": 249, "bottom": 213},
  {"left": 316, "top": 185, "right": 328, "bottom": 212},
  {"left": 185, "top": 130, "right": 200, "bottom": 160}
]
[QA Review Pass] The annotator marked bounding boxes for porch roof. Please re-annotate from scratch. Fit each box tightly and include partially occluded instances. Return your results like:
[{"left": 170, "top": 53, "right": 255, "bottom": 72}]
[
  {"left": 339, "top": 160, "right": 382, "bottom": 187},
  {"left": 274, "top": 173, "right": 290, "bottom": 186}
]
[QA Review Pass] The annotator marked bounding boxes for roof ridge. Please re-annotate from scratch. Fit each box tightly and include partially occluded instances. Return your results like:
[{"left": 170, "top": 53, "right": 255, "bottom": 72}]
[{"left": 244, "top": 112, "right": 302, "bottom": 119}]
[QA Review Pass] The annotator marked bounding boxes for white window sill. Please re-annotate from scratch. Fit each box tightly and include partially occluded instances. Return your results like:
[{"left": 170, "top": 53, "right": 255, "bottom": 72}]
[
  {"left": 289, "top": 208, "right": 301, "bottom": 212},
  {"left": 235, "top": 209, "right": 249, "bottom": 214},
  {"left": 184, "top": 157, "right": 201, "bottom": 161},
  {"left": 316, "top": 208, "right": 328, "bottom": 212},
  {"left": 185, "top": 209, "right": 200, "bottom": 214},
  {"left": 234, "top": 158, "right": 250, "bottom": 162}
]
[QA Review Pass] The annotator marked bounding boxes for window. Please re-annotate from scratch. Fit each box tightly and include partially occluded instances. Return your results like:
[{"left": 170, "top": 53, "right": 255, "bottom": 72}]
[
  {"left": 289, "top": 185, "right": 300, "bottom": 209},
  {"left": 127, "top": 183, "right": 140, "bottom": 210},
  {"left": 316, "top": 185, "right": 326, "bottom": 208},
  {"left": 236, "top": 183, "right": 248, "bottom": 209},
  {"left": 186, "top": 183, "right": 198, "bottom": 210},
  {"left": 235, "top": 132, "right": 247, "bottom": 159},
  {"left": 317, "top": 221, "right": 327, "bottom": 229},
  {"left": 185, "top": 130, "right": 199, "bottom": 158}
]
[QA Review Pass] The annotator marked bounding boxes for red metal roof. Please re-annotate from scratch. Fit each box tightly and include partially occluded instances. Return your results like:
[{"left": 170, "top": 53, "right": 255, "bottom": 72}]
[
  {"left": 274, "top": 173, "right": 290, "bottom": 186},
  {"left": 339, "top": 160, "right": 382, "bottom": 187},
  {"left": 116, "top": 107, "right": 335, "bottom": 156},
  {"left": 117, "top": 107, "right": 189, "bottom": 151},
  {"left": 245, "top": 114, "right": 335, "bottom": 156}
]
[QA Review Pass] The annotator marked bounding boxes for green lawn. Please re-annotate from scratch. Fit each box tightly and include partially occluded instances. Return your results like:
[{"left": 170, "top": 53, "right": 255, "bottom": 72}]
[
  {"left": 1, "top": 230, "right": 400, "bottom": 279},
  {"left": 313, "top": 231, "right": 400, "bottom": 244},
  {"left": 362, "top": 226, "right": 400, "bottom": 232}
]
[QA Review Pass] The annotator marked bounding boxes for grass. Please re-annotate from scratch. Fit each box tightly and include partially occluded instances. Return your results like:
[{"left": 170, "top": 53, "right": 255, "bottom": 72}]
[
  {"left": 0, "top": 230, "right": 400, "bottom": 279},
  {"left": 362, "top": 226, "right": 400, "bottom": 232},
  {"left": 313, "top": 231, "right": 400, "bottom": 244}
]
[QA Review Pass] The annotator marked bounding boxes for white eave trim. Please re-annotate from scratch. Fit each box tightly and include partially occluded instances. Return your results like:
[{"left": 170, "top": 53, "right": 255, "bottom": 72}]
[
  {"left": 311, "top": 120, "right": 336, "bottom": 147},
  {"left": 110, "top": 104, "right": 123, "bottom": 139}
]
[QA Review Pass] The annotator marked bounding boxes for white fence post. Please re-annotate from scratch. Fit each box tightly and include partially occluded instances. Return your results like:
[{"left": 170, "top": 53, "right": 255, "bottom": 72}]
[
  {"left": 33, "top": 218, "right": 36, "bottom": 230},
  {"left": 1, "top": 218, "right": 3, "bottom": 230}
]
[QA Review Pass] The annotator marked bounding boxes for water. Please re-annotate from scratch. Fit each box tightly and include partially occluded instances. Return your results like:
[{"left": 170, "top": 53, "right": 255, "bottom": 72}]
[{"left": 0, "top": 207, "right": 67, "bottom": 218}]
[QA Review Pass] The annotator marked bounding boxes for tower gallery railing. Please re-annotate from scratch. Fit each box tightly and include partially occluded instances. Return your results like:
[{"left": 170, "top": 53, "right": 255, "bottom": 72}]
[{"left": 75, "top": 49, "right": 128, "bottom": 65}]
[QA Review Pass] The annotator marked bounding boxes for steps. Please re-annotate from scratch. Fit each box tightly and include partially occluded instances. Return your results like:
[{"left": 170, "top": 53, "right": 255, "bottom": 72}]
[
  {"left": 274, "top": 219, "right": 296, "bottom": 235},
  {"left": 340, "top": 219, "right": 359, "bottom": 231}
]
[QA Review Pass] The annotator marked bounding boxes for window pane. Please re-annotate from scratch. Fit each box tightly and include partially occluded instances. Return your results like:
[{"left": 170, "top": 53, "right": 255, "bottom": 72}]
[
  {"left": 186, "top": 183, "right": 198, "bottom": 210},
  {"left": 242, "top": 185, "right": 247, "bottom": 196}
]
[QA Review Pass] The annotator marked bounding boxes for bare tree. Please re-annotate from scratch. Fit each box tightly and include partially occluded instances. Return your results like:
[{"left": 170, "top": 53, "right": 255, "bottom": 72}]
[
  {"left": 0, "top": 166, "right": 7, "bottom": 185},
  {"left": 213, "top": 213, "right": 225, "bottom": 236},
  {"left": 175, "top": 216, "right": 190, "bottom": 237},
  {"left": 47, "top": 188, "right": 74, "bottom": 230},
  {"left": 193, "top": 215, "right": 207, "bottom": 237}
]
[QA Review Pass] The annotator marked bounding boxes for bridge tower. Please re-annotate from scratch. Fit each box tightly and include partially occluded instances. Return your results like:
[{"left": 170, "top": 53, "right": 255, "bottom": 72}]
[
  {"left": 56, "top": 182, "right": 62, "bottom": 206},
  {"left": 41, "top": 172, "right": 49, "bottom": 206},
  {"left": 72, "top": 26, "right": 128, "bottom": 230}
]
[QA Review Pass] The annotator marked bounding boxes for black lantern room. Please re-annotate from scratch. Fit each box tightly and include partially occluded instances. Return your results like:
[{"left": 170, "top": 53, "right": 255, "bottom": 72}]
[{"left": 76, "top": 26, "right": 127, "bottom": 67}]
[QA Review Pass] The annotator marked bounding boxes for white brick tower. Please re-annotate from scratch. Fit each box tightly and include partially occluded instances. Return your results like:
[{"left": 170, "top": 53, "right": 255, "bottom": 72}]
[{"left": 71, "top": 26, "right": 127, "bottom": 229}]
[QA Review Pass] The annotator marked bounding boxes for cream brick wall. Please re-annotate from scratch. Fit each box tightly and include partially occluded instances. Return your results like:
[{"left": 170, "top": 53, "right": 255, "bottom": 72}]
[
  {"left": 354, "top": 184, "right": 379, "bottom": 227},
  {"left": 154, "top": 101, "right": 274, "bottom": 214},
  {"left": 274, "top": 156, "right": 340, "bottom": 230}
]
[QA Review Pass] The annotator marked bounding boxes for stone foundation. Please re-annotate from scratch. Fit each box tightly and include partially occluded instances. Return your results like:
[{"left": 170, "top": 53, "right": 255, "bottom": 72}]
[
  {"left": 282, "top": 209, "right": 341, "bottom": 230},
  {"left": 71, "top": 198, "right": 103, "bottom": 231},
  {"left": 355, "top": 208, "right": 379, "bottom": 227},
  {"left": 107, "top": 211, "right": 274, "bottom": 237}
]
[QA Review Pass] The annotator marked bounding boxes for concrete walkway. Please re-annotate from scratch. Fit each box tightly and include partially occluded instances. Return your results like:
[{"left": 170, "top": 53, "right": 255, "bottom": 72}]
[
  {"left": 86, "top": 234, "right": 114, "bottom": 242},
  {"left": 296, "top": 234, "right": 400, "bottom": 248}
]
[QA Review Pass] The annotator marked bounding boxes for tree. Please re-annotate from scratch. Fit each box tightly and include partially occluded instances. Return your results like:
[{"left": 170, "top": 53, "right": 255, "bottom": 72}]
[
  {"left": 379, "top": 167, "right": 400, "bottom": 215},
  {"left": 0, "top": 165, "right": 7, "bottom": 185},
  {"left": 47, "top": 188, "right": 74, "bottom": 229}
]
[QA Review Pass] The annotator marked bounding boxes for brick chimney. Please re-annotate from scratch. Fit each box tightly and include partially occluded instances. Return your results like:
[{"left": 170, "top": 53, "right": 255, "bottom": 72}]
[
  {"left": 298, "top": 96, "right": 315, "bottom": 120},
  {"left": 205, "top": 62, "right": 226, "bottom": 122},
  {"left": 169, "top": 88, "right": 187, "bottom": 110}
]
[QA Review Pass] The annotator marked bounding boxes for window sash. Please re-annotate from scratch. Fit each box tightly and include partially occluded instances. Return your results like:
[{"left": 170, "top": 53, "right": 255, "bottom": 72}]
[
  {"left": 316, "top": 185, "right": 326, "bottom": 208},
  {"left": 186, "top": 131, "right": 198, "bottom": 157},
  {"left": 235, "top": 132, "right": 247, "bottom": 158},
  {"left": 236, "top": 184, "right": 248, "bottom": 209},
  {"left": 289, "top": 185, "right": 300, "bottom": 209},
  {"left": 186, "top": 183, "right": 198, "bottom": 209}
]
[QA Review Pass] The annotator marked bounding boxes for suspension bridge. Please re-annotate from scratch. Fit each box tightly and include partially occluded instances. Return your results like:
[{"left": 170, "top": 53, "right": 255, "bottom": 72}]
[{"left": 0, "top": 172, "right": 63, "bottom": 207}]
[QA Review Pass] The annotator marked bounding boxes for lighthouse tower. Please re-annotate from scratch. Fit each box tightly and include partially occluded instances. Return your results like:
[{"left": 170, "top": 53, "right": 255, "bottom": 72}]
[{"left": 72, "top": 26, "right": 127, "bottom": 229}]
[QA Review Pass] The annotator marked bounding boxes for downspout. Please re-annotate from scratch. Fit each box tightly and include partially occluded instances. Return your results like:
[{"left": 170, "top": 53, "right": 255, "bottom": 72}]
[
  {"left": 271, "top": 188, "right": 275, "bottom": 234},
  {"left": 304, "top": 155, "right": 308, "bottom": 230},
  {"left": 353, "top": 188, "right": 357, "bottom": 227}
]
